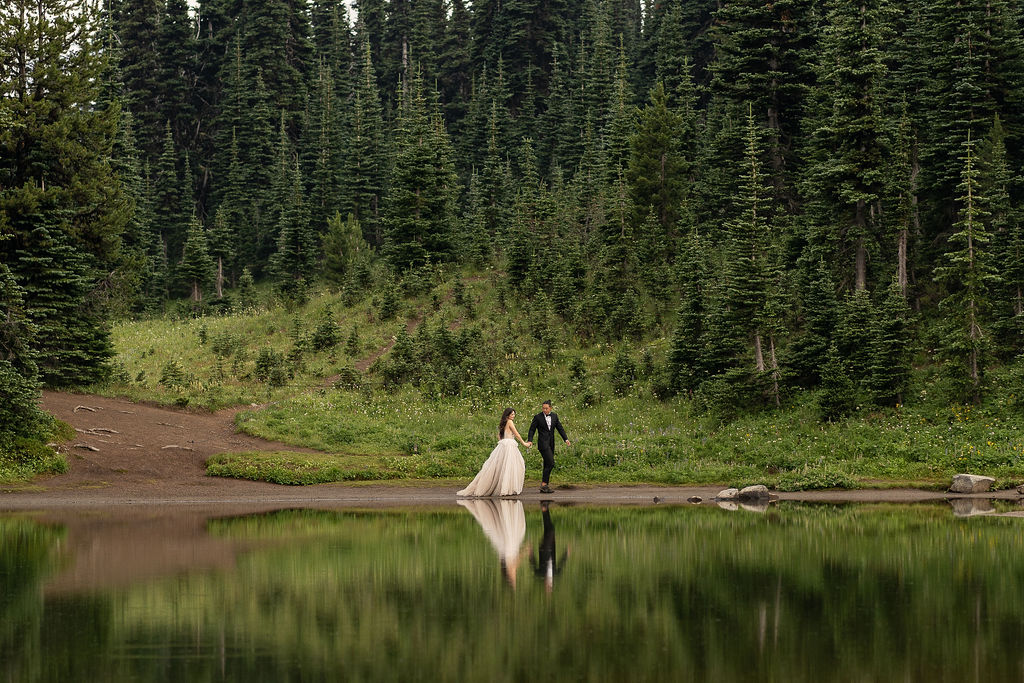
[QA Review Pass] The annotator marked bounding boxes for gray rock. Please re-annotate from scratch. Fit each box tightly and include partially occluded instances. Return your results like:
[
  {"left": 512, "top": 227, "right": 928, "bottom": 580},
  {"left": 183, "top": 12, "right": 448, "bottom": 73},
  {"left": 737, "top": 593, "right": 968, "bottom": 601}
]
[
  {"left": 950, "top": 473, "right": 995, "bottom": 493},
  {"left": 1017, "top": 484, "right": 1024, "bottom": 496},
  {"left": 949, "top": 498, "right": 996, "bottom": 517},
  {"left": 717, "top": 501, "right": 739, "bottom": 511},
  {"left": 716, "top": 488, "right": 740, "bottom": 501},
  {"left": 738, "top": 484, "right": 771, "bottom": 500}
]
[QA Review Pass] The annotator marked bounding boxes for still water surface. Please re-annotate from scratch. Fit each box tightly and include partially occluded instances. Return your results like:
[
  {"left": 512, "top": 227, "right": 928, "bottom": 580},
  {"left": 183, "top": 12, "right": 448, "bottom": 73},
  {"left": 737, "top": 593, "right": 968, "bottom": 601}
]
[{"left": 3, "top": 500, "right": 1024, "bottom": 682}]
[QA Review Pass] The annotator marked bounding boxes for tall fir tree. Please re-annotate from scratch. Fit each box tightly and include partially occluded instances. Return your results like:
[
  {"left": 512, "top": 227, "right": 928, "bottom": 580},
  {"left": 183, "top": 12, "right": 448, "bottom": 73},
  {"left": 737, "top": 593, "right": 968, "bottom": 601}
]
[
  {"left": 270, "top": 161, "right": 317, "bottom": 295},
  {"left": 344, "top": 35, "right": 388, "bottom": 247},
  {"left": 1, "top": 0, "right": 126, "bottom": 385},
  {"left": 154, "top": 0, "right": 196, "bottom": 157},
  {"left": 179, "top": 214, "right": 215, "bottom": 302},
  {"left": 800, "top": 0, "right": 897, "bottom": 292},
  {"left": 112, "top": 0, "right": 163, "bottom": 158},
  {"left": 935, "top": 133, "right": 999, "bottom": 403},
  {"left": 382, "top": 73, "right": 460, "bottom": 270},
  {"left": 627, "top": 82, "right": 687, "bottom": 240}
]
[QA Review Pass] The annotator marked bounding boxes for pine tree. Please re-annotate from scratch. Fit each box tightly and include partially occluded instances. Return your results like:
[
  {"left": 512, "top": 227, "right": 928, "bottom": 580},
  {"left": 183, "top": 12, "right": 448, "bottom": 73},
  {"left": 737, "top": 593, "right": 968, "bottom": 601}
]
[
  {"left": 834, "top": 289, "right": 876, "bottom": 387},
  {"left": 935, "top": 132, "right": 999, "bottom": 403},
  {"left": 151, "top": 122, "right": 184, "bottom": 289},
  {"left": 438, "top": 0, "right": 473, "bottom": 135},
  {"left": 112, "top": 0, "right": 163, "bottom": 157},
  {"left": 866, "top": 279, "right": 913, "bottom": 406},
  {"left": 322, "top": 212, "right": 371, "bottom": 284},
  {"left": 0, "top": 262, "right": 45, "bottom": 439},
  {"left": 240, "top": 0, "right": 314, "bottom": 135},
  {"left": 179, "top": 215, "right": 215, "bottom": 302},
  {"left": 479, "top": 101, "right": 514, "bottom": 242},
  {"left": 707, "top": 0, "right": 815, "bottom": 205},
  {"left": 311, "top": 0, "right": 353, "bottom": 81},
  {"left": 819, "top": 342, "right": 856, "bottom": 421},
  {"left": 207, "top": 207, "right": 234, "bottom": 298},
  {"left": 602, "top": 41, "right": 636, "bottom": 183},
  {"left": 109, "top": 107, "right": 157, "bottom": 313},
  {"left": 979, "top": 115, "right": 1024, "bottom": 354},
  {"left": 0, "top": 263, "right": 38, "bottom": 380},
  {"left": 1, "top": 0, "right": 123, "bottom": 385},
  {"left": 242, "top": 70, "right": 280, "bottom": 272},
  {"left": 271, "top": 161, "right": 317, "bottom": 295},
  {"left": 666, "top": 221, "right": 708, "bottom": 395},
  {"left": 801, "top": 0, "right": 897, "bottom": 293},
  {"left": 154, "top": 0, "right": 196, "bottom": 155},
  {"left": 383, "top": 74, "right": 460, "bottom": 270},
  {"left": 788, "top": 259, "right": 839, "bottom": 386},
  {"left": 914, "top": 0, "right": 1024, "bottom": 239},
  {"left": 719, "top": 107, "right": 781, "bottom": 403},
  {"left": 344, "top": 36, "right": 387, "bottom": 247},
  {"left": 305, "top": 61, "right": 344, "bottom": 235},
  {"left": 627, "top": 82, "right": 687, "bottom": 237}
]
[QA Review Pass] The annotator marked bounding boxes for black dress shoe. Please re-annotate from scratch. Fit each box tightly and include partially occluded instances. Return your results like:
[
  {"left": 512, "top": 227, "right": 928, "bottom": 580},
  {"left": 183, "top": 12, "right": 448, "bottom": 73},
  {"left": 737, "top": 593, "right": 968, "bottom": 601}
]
[{"left": 539, "top": 485, "right": 554, "bottom": 493}]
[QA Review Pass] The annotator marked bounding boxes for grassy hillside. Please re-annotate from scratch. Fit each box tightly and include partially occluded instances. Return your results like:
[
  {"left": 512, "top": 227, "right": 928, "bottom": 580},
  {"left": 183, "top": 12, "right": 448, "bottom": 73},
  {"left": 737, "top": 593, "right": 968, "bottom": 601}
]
[{"left": 89, "top": 268, "right": 1024, "bottom": 490}]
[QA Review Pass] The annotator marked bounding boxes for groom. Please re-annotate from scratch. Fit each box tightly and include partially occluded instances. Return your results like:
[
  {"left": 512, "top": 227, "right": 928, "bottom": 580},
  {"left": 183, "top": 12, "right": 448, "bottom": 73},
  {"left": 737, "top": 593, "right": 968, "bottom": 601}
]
[{"left": 527, "top": 400, "right": 570, "bottom": 494}]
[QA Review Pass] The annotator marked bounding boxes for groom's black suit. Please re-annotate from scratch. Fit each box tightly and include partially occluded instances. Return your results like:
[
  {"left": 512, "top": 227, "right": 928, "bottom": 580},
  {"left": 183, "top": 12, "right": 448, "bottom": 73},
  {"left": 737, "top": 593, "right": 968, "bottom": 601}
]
[{"left": 528, "top": 412, "right": 568, "bottom": 484}]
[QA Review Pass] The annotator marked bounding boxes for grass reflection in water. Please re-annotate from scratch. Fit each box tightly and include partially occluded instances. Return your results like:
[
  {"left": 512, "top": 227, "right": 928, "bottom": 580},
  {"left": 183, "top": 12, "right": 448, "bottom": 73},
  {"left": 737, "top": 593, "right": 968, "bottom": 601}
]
[{"left": 3, "top": 503, "right": 1024, "bottom": 682}]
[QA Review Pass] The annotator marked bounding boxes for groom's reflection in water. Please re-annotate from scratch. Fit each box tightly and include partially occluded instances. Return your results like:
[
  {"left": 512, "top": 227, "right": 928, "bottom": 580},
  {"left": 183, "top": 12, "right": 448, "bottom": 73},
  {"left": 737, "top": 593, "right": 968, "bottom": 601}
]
[
  {"left": 457, "top": 499, "right": 528, "bottom": 588},
  {"left": 530, "top": 501, "right": 568, "bottom": 594}
]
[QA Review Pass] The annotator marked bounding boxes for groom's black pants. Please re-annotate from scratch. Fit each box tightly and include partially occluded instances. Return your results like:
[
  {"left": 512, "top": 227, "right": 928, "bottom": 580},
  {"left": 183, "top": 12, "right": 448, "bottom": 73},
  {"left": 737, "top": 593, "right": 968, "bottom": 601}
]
[{"left": 540, "top": 446, "right": 555, "bottom": 483}]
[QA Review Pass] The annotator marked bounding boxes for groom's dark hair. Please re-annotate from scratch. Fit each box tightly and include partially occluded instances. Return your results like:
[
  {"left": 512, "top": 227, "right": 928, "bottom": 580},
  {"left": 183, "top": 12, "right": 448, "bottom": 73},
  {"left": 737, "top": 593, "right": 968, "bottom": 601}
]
[{"left": 542, "top": 400, "right": 552, "bottom": 407}]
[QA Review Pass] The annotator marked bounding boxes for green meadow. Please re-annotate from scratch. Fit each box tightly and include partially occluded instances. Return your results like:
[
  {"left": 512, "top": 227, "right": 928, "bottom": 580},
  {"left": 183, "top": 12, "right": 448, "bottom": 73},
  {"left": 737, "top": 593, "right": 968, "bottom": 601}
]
[{"left": 76, "top": 270, "right": 1024, "bottom": 491}]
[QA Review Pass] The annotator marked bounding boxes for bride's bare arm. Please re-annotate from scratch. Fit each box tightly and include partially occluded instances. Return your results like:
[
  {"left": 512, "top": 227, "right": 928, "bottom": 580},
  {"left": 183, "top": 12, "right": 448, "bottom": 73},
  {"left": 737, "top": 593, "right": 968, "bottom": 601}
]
[{"left": 508, "top": 421, "right": 530, "bottom": 448}]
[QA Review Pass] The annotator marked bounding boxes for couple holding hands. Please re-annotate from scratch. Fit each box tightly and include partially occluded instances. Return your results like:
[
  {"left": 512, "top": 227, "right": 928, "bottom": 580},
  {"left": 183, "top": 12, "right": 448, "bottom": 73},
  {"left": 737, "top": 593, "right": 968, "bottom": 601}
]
[{"left": 456, "top": 401, "right": 570, "bottom": 497}]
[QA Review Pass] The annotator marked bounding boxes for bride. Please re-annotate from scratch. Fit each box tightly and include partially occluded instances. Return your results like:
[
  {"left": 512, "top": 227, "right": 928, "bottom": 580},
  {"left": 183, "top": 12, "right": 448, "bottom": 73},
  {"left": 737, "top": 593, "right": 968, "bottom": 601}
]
[{"left": 457, "top": 408, "right": 531, "bottom": 497}]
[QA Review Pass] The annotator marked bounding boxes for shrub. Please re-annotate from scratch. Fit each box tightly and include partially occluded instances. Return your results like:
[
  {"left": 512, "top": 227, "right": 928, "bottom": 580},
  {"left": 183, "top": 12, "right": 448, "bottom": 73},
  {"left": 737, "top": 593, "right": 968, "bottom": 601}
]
[
  {"left": 311, "top": 310, "right": 341, "bottom": 351},
  {"left": 334, "top": 365, "right": 362, "bottom": 390},
  {"left": 346, "top": 326, "right": 361, "bottom": 356},
  {"left": 211, "top": 331, "right": 241, "bottom": 358},
  {"left": 254, "top": 348, "right": 288, "bottom": 386},
  {"left": 159, "top": 360, "right": 188, "bottom": 389},
  {"left": 611, "top": 347, "right": 637, "bottom": 396}
]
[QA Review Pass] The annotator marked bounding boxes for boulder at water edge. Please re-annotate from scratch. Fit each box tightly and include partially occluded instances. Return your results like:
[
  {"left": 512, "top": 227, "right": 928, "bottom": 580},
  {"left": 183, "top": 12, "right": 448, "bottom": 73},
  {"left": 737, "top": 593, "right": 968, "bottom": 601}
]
[
  {"left": 738, "top": 485, "right": 771, "bottom": 500},
  {"left": 949, "top": 473, "right": 995, "bottom": 493},
  {"left": 716, "top": 488, "right": 740, "bottom": 501}
]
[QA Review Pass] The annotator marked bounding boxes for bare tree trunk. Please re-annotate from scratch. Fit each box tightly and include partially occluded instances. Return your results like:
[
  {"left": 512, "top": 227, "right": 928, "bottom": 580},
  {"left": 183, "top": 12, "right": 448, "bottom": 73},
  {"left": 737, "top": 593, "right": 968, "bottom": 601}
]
[
  {"left": 855, "top": 238, "right": 867, "bottom": 291},
  {"left": 897, "top": 228, "right": 908, "bottom": 297},
  {"left": 216, "top": 256, "right": 224, "bottom": 298},
  {"left": 768, "top": 334, "right": 781, "bottom": 408},
  {"left": 192, "top": 280, "right": 201, "bottom": 302},
  {"left": 855, "top": 198, "right": 867, "bottom": 290},
  {"left": 754, "top": 332, "right": 766, "bottom": 373},
  {"left": 910, "top": 153, "right": 922, "bottom": 310}
]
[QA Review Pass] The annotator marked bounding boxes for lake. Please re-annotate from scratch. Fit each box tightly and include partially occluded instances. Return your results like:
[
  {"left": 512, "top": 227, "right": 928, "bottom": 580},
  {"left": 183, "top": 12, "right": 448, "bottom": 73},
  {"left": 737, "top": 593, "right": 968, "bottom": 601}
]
[{"left": 3, "top": 500, "right": 1024, "bottom": 682}]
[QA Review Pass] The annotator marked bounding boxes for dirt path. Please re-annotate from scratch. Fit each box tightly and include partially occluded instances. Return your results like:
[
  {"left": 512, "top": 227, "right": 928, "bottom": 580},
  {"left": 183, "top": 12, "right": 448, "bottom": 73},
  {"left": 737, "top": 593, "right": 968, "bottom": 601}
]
[{"left": 2, "top": 390, "right": 1023, "bottom": 512}]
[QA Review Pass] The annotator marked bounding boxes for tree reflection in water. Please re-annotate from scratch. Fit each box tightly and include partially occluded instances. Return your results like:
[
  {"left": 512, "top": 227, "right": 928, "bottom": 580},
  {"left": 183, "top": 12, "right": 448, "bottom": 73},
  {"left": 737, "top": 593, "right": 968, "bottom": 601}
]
[{"left": 2, "top": 503, "right": 1024, "bottom": 681}]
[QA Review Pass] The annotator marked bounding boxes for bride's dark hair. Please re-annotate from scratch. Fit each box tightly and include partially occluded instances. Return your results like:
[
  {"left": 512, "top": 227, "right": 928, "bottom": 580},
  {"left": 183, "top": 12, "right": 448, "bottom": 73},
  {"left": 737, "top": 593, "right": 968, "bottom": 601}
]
[{"left": 498, "top": 407, "right": 515, "bottom": 438}]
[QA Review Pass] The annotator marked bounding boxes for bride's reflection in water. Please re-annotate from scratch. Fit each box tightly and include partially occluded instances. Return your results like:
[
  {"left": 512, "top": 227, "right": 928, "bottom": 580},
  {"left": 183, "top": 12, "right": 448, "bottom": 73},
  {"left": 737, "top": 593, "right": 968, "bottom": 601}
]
[
  {"left": 457, "top": 498, "right": 528, "bottom": 588},
  {"left": 530, "top": 501, "right": 568, "bottom": 594}
]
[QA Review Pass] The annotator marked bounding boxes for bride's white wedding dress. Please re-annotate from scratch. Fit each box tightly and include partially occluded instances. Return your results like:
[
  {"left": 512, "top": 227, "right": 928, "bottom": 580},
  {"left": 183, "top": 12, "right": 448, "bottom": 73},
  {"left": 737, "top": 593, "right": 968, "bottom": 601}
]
[{"left": 456, "top": 428, "right": 525, "bottom": 497}]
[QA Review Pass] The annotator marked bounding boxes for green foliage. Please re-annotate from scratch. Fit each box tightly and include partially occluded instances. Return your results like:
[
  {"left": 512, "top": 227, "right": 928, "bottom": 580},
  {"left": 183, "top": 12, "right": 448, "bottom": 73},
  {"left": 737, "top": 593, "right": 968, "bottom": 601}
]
[
  {"left": 254, "top": 348, "right": 288, "bottom": 386},
  {"left": 610, "top": 347, "right": 637, "bottom": 396},
  {"left": 819, "top": 343, "right": 856, "bottom": 422},
  {"left": 159, "top": 359, "right": 188, "bottom": 389},
  {"left": 310, "top": 309, "right": 341, "bottom": 351}
]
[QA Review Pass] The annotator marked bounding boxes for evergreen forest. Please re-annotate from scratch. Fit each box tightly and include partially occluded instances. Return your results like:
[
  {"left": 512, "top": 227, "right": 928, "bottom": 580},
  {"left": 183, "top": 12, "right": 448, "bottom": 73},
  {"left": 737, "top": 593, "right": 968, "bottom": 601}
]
[{"left": 3, "top": 0, "right": 1024, "bottom": 481}]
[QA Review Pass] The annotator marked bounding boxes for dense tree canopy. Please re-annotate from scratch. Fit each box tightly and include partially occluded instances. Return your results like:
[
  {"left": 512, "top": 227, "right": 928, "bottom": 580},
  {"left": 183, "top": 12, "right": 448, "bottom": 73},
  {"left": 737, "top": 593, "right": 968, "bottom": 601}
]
[{"left": 2, "top": 0, "right": 1024, "bottom": 413}]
